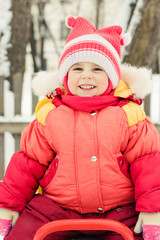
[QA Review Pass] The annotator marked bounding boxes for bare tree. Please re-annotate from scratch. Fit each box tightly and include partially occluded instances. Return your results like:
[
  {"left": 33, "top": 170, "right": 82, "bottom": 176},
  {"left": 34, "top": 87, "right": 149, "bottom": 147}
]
[
  {"left": 123, "top": 0, "right": 160, "bottom": 116},
  {"left": 8, "top": 0, "right": 32, "bottom": 115},
  {"left": 124, "top": 0, "right": 160, "bottom": 71},
  {"left": 95, "top": 0, "right": 103, "bottom": 28},
  {"left": 30, "top": 0, "right": 61, "bottom": 73}
]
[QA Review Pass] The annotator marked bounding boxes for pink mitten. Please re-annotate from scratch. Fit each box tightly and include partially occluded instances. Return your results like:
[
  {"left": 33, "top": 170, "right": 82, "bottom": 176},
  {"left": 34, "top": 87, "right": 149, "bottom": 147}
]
[
  {"left": 0, "top": 218, "right": 11, "bottom": 236},
  {"left": 143, "top": 225, "right": 160, "bottom": 240}
]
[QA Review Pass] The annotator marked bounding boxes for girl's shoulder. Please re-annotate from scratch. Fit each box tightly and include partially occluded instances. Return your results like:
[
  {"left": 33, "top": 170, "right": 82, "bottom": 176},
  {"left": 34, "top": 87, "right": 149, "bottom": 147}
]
[
  {"left": 35, "top": 97, "right": 56, "bottom": 126},
  {"left": 121, "top": 101, "right": 146, "bottom": 127}
]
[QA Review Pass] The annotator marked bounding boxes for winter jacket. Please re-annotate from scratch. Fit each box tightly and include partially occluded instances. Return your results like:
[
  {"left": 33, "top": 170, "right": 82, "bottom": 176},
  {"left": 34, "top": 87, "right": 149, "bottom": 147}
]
[{"left": 0, "top": 64, "right": 160, "bottom": 214}]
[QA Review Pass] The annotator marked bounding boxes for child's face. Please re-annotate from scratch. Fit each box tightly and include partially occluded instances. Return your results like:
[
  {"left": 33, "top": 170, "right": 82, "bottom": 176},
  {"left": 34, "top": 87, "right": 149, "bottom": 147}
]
[{"left": 68, "top": 62, "right": 109, "bottom": 97}]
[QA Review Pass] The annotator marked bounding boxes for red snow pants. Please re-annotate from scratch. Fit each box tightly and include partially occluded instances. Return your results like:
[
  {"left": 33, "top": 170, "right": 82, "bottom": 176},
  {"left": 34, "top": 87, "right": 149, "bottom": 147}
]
[{"left": 4, "top": 194, "right": 143, "bottom": 240}]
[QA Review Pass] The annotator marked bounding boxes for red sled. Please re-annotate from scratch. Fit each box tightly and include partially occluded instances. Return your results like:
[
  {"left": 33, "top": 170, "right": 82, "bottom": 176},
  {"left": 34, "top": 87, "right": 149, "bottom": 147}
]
[{"left": 34, "top": 219, "right": 135, "bottom": 240}]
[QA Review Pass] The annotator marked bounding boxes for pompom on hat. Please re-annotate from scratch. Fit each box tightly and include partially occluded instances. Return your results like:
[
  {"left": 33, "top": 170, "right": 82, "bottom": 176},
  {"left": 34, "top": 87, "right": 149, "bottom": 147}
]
[{"left": 58, "top": 16, "right": 131, "bottom": 89}]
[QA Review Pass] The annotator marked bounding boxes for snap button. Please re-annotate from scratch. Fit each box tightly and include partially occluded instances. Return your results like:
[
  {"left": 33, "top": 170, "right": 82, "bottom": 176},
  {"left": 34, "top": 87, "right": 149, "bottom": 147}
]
[
  {"left": 90, "top": 111, "right": 96, "bottom": 116},
  {"left": 116, "top": 208, "right": 121, "bottom": 212},
  {"left": 97, "top": 207, "right": 103, "bottom": 212},
  {"left": 120, "top": 160, "right": 123, "bottom": 166},
  {"left": 91, "top": 156, "right": 97, "bottom": 162}
]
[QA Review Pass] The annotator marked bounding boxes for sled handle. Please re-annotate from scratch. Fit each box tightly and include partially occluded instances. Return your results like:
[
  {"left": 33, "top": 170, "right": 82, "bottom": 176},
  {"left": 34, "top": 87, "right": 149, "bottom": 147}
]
[{"left": 34, "top": 219, "right": 135, "bottom": 240}]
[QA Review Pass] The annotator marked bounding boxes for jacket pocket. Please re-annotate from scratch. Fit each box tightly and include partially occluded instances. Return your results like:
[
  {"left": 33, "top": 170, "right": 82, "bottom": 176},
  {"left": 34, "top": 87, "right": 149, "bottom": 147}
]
[
  {"left": 117, "top": 156, "right": 130, "bottom": 179},
  {"left": 39, "top": 158, "right": 59, "bottom": 188}
]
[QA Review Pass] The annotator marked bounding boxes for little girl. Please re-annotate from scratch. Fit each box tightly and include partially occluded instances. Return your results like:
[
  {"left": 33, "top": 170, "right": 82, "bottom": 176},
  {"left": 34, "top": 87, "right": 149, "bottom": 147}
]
[{"left": 0, "top": 16, "right": 160, "bottom": 240}]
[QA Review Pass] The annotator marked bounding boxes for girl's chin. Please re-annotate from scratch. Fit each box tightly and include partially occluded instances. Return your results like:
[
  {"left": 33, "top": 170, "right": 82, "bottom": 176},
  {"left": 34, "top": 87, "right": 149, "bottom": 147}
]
[
  {"left": 77, "top": 89, "right": 98, "bottom": 97},
  {"left": 78, "top": 92, "right": 96, "bottom": 97}
]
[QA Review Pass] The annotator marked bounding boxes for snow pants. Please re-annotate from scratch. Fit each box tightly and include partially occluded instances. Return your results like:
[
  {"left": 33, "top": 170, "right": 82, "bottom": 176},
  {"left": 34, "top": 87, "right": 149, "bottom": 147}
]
[{"left": 5, "top": 194, "right": 143, "bottom": 240}]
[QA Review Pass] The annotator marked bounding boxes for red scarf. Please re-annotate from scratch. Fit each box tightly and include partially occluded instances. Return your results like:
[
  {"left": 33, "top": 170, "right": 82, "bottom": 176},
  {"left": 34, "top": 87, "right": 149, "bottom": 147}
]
[
  {"left": 51, "top": 75, "right": 142, "bottom": 112},
  {"left": 52, "top": 88, "right": 131, "bottom": 112}
]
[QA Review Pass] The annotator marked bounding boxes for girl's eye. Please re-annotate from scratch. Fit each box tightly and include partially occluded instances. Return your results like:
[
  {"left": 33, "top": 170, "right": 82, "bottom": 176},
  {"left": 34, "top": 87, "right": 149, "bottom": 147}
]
[
  {"left": 73, "top": 67, "right": 83, "bottom": 71},
  {"left": 93, "top": 68, "right": 103, "bottom": 71}
]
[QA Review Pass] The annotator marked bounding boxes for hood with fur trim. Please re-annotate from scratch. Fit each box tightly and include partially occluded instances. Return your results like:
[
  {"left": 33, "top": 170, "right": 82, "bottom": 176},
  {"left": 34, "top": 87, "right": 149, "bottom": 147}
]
[{"left": 32, "top": 63, "right": 152, "bottom": 100}]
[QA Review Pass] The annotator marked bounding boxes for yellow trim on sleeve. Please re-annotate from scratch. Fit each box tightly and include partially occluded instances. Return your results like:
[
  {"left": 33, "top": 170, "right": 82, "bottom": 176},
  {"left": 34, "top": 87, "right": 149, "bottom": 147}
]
[
  {"left": 35, "top": 98, "right": 53, "bottom": 114},
  {"left": 122, "top": 101, "right": 146, "bottom": 127},
  {"left": 35, "top": 98, "right": 56, "bottom": 126}
]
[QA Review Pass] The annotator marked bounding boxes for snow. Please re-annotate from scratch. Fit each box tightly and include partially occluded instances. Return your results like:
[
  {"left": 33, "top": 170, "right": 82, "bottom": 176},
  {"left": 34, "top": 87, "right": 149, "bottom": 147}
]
[
  {"left": 21, "top": 46, "right": 35, "bottom": 117},
  {"left": 126, "top": 0, "right": 144, "bottom": 36},
  {"left": 1, "top": 52, "right": 34, "bottom": 121},
  {"left": 1, "top": 75, "right": 34, "bottom": 171},
  {"left": 4, "top": 132, "right": 14, "bottom": 170},
  {"left": 3, "top": 80, "right": 14, "bottom": 118},
  {"left": 0, "top": 0, "right": 12, "bottom": 77},
  {"left": 103, "top": 0, "right": 133, "bottom": 30},
  {"left": 0, "top": 50, "right": 35, "bottom": 171},
  {"left": 150, "top": 75, "right": 160, "bottom": 123}
]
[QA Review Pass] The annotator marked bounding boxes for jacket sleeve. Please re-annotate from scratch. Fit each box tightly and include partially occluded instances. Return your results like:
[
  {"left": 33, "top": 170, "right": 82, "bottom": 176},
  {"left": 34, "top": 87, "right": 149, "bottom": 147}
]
[
  {"left": 20, "top": 119, "right": 55, "bottom": 165},
  {"left": 0, "top": 118, "right": 55, "bottom": 212},
  {"left": 122, "top": 117, "right": 160, "bottom": 212},
  {"left": 0, "top": 151, "right": 47, "bottom": 212}
]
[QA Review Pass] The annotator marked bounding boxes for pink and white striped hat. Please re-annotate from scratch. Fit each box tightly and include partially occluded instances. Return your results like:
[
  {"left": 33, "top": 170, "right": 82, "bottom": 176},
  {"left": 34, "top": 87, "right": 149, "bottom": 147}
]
[{"left": 58, "top": 16, "right": 131, "bottom": 89}]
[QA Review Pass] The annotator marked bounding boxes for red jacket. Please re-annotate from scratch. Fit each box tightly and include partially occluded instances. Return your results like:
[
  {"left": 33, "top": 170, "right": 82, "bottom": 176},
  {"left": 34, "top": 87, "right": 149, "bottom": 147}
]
[{"left": 0, "top": 80, "right": 160, "bottom": 213}]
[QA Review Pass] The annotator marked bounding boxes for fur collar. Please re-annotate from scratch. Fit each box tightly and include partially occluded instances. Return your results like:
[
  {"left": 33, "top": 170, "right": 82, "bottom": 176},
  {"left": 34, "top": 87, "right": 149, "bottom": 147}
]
[
  {"left": 32, "top": 63, "right": 152, "bottom": 99},
  {"left": 120, "top": 63, "right": 152, "bottom": 99}
]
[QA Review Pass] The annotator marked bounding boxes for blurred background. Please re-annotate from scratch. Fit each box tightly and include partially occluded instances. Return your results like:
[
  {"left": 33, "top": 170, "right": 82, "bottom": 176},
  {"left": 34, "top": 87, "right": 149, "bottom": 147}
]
[{"left": 0, "top": 0, "right": 160, "bottom": 179}]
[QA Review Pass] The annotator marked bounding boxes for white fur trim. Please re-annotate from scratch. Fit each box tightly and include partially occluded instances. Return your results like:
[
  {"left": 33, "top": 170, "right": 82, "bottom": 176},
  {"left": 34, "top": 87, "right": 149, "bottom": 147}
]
[
  {"left": 32, "top": 71, "right": 62, "bottom": 97},
  {"left": 120, "top": 63, "right": 152, "bottom": 99}
]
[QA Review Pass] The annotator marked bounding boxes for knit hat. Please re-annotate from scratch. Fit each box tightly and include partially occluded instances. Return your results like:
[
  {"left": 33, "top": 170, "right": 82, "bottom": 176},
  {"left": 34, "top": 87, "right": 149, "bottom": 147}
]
[{"left": 58, "top": 16, "right": 131, "bottom": 89}]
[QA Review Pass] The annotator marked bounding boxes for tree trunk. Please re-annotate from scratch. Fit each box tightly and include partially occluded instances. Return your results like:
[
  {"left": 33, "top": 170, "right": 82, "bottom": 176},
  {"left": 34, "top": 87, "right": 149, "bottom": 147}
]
[
  {"left": 8, "top": 0, "right": 32, "bottom": 115},
  {"left": 124, "top": 0, "right": 160, "bottom": 70},
  {"left": 123, "top": 0, "right": 160, "bottom": 116},
  {"left": 0, "top": 76, "right": 4, "bottom": 115},
  {"left": 95, "top": 0, "right": 103, "bottom": 28},
  {"left": 0, "top": 134, "right": 4, "bottom": 180}
]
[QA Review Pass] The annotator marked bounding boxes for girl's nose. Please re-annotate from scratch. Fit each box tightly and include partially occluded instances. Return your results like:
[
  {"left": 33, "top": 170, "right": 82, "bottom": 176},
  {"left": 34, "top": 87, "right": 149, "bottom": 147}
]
[{"left": 82, "top": 71, "right": 92, "bottom": 79}]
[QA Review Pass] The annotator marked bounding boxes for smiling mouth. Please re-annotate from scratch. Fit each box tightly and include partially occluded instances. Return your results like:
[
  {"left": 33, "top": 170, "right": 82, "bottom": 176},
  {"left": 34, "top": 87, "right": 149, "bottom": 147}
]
[{"left": 79, "top": 85, "right": 96, "bottom": 90}]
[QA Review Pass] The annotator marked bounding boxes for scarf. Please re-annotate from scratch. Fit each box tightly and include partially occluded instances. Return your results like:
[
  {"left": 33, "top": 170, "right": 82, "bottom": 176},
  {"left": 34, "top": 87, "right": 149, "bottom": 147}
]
[{"left": 51, "top": 75, "right": 141, "bottom": 112}]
